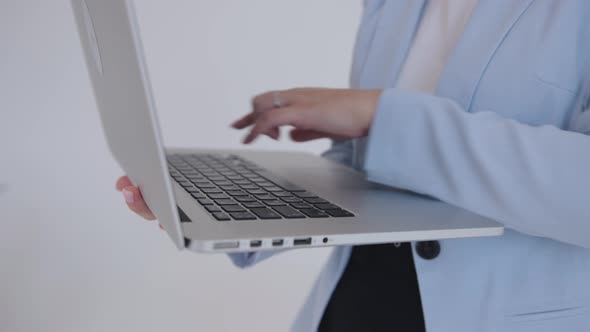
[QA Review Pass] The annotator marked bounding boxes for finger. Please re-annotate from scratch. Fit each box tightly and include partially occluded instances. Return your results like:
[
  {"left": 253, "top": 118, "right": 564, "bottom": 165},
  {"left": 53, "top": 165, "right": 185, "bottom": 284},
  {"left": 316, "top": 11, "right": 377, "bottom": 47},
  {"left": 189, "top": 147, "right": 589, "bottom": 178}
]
[
  {"left": 234, "top": 90, "right": 297, "bottom": 130},
  {"left": 243, "top": 107, "right": 302, "bottom": 144},
  {"left": 231, "top": 112, "right": 257, "bottom": 129},
  {"left": 265, "top": 127, "right": 280, "bottom": 140},
  {"left": 116, "top": 176, "right": 132, "bottom": 191},
  {"left": 289, "top": 129, "right": 328, "bottom": 142},
  {"left": 252, "top": 90, "right": 296, "bottom": 113},
  {"left": 290, "top": 129, "right": 348, "bottom": 142},
  {"left": 122, "top": 186, "right": 156, "bottom": 220}
]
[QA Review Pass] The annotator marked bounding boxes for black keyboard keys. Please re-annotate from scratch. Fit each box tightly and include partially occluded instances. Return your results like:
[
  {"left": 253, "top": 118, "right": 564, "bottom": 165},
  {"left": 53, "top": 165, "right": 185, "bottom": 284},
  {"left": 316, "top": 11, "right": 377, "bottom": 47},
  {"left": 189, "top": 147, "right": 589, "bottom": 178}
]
[
  {"left": 207, "top": 193, "right": 230, "bottom": 200},
  {"left": 326, "top": 209, "right": 355, "bottom": 217},
  {"left": 300, "top": 208, "right": 329, "bottom": 218},
  {"left": 291, "top": 202, "right": 313, "bottom": 209},
  {"left": 235, "top": 196, "right": 257, "bottom": 203},
  {"left": 243, "top": 201, "right": 266, "bottom": 208},
  {"left": 250, "top": 208, "right": 282, "bottom": 220},
  {"left": 314, "top": 203, "right": 341, "bottom": 210},
  {"left": 206, "top": 205, "right": 222, "bottom": 212},
  {"left": 230, "top": 212, "right": 256, "bottom": 220},
  {"left": 294, "top": 191, "right": 317, "bottom": 198},
  {"left": 215, "top": 198, "right": 238, "bottom": 205},
  {"left": 272, "top": 206, "right": 305, "bottom": 219},
  {"left": 265, "top": 200, "right": 286, "bottom": 206},
  {"left": 222, "top": 205, "right": 247, "bottom": 213},
  {"left": 212, "top": 212, "right": 231, "bottom": 221},
  {"left": 169, "top": 154, "right": 356, "bottom": 223},
  {"left": 304, "top": 197, "right": 329, "bottom": 204}
]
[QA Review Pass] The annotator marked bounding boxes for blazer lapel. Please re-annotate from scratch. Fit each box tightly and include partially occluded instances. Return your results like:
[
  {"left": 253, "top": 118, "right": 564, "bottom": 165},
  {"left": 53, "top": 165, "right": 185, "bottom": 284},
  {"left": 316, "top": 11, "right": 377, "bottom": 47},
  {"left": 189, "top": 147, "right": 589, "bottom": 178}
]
[{"left": 435, "top": 0, "right": 537, "bottom": 110}]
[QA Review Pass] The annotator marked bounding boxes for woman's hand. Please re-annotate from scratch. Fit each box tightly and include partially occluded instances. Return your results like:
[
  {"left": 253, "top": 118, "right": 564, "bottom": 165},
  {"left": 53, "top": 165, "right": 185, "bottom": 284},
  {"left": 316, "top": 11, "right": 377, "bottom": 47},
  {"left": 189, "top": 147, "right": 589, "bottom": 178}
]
[
  {"left": 116, "top": 88, "right": 381, "bottom": 221},
  {"left": 232, "top": 88, "right": 382, "bottom": 143},
  {"left": 116, "top": 175, "right": 157, "bottom": 221}
]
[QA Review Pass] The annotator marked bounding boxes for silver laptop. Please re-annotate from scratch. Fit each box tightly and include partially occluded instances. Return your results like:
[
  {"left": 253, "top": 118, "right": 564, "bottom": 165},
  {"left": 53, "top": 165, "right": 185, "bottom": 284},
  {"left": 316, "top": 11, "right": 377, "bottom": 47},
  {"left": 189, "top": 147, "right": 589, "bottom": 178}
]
[{"left": 71, "top": 0, "right": 503, "bottom": 253}]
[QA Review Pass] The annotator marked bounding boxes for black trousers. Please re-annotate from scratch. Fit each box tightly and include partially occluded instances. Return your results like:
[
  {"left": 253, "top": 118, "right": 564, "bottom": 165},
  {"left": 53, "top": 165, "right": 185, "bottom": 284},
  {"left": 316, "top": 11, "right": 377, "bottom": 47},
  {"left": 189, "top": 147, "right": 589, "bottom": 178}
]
[{"left": 318, "top": 243, "right": 426, "bottom": 332}]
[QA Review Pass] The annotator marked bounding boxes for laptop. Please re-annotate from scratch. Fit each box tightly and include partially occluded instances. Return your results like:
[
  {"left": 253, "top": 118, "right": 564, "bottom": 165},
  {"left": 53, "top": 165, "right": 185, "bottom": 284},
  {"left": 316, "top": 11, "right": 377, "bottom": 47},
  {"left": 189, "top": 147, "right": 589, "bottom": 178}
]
[{"left": 70, "top": 0, "right": 504, "bottom": 253}]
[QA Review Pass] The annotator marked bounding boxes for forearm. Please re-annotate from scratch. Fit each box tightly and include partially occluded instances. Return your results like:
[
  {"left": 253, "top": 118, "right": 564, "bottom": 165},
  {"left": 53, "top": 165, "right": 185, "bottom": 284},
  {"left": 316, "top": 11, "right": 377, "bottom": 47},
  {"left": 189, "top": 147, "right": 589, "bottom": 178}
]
[{"left": 365, "top": 89, "right": 590, "bottom": 248}]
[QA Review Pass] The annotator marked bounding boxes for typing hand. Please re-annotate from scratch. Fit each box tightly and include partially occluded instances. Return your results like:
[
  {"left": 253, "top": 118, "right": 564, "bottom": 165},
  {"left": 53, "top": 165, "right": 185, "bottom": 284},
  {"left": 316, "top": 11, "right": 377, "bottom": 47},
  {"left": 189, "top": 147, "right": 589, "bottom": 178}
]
[{"left": 232, "top": 88, "right": 382, "bottom": 143}]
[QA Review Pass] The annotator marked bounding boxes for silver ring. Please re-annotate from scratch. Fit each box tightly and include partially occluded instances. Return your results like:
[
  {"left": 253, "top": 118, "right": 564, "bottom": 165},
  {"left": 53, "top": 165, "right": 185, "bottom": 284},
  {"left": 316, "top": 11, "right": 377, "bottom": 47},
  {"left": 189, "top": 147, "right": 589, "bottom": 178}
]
[{"left": 272, "top": 91, "right": 282, "bottom": 108}]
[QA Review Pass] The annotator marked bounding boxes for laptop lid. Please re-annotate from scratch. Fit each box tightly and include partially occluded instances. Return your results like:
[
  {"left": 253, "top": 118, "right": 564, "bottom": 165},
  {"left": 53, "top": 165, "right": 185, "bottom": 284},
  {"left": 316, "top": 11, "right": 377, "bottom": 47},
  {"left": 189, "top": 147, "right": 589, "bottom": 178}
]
[{"left": 71, "top": 0, "right": 184, "bottom": 248}]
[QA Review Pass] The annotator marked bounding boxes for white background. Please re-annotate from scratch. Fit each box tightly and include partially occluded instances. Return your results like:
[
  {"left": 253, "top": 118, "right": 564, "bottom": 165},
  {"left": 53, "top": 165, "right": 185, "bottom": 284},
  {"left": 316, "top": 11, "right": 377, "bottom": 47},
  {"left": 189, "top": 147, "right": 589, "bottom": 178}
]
[{"left": 0, "top": 1, "right": 359, "bottom": 331}]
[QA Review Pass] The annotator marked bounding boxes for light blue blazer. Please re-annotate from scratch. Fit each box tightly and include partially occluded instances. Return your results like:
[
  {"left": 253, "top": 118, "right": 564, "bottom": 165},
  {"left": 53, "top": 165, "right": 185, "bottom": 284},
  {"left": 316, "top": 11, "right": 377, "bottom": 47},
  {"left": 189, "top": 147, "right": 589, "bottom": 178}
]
[{"left": 232, "top": 1, "right": 590, "bottom": 331}]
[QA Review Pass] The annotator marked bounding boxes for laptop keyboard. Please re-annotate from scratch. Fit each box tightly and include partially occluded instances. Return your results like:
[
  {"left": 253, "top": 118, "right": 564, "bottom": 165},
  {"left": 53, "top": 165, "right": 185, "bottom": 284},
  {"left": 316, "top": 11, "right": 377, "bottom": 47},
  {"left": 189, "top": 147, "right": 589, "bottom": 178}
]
[{"left": 167, "top": 154, "right": 355, "bottom": 221}]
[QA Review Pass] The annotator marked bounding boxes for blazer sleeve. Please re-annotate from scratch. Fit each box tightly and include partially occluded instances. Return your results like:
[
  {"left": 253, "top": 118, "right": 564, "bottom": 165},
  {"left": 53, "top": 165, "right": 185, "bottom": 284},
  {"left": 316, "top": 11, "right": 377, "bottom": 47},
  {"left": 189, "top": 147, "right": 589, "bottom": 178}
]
[
  {"left": 227, "top": 140, "right": 355, "bottom": 268},
  {"left": 364, "top": 88, "right": 590, "bottom": 248}
]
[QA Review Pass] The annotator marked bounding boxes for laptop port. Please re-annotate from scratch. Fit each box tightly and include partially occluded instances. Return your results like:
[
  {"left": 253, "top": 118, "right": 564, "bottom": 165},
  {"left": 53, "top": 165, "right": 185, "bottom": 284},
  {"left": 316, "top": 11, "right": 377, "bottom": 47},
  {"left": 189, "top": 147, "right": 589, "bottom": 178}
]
[
  {"left": 250, "top": 240, "right": 262, "bottom": 248},
  {"left": 272, "top": 239, "right": 284, "bottom": 247},
  {"left": 213, "top": 241, "right": 240, "bottom": 250},
  {"left": 294, "top": 237, "right": 312, "bottom": 246}
]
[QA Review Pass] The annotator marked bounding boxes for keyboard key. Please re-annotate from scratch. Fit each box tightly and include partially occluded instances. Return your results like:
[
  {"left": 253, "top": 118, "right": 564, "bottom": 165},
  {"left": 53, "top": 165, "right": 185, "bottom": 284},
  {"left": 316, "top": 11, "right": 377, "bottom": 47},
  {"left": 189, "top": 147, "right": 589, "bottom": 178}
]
[
  {"left": 272, "top": 191, "right": 292, "bottom": 197},
  {"left": 222, "top": 205, "right": 246, "bottom": 213},
  {"left": 230, "top": 212, "right": 256, "bottom": 220},
  {"left": 300, "top": 208, "right": 329, "bottom": 218},
  {"left": 257, "top": 182, "right": 275, "bottom": 188},
  {"left": 264, "top": 186, "right": 284, "bottom": 192},
  {"left": 314, "top": 203, "right": 341, "bottom": 210},
  {"left": 294, "top": 192, "right": 318, "bottom": 198},
  {"left": 272, "top": 206, "right": 305, "bottom": 219},
  {"left": 212, "top": 212, "right": 231, "bottom": 221},
  {"left": 185, "top": 187, "right": 201, "bottom": 193},
  {"left": 226, "top": 190, "right": 248, "bottom": 196},
  {"left": 212, "top": 180, "right": 232, "bottom": 186},
  {"left": 215, "top": 198, "right": 237, "bottom": 205},
  {"left": 206, "top": 205, "right": 222, "bottom": 212},
  {"left": 198, "top": 199, "right": 214, "bottom": 205},
  {"left": 291, "top": 202, "right": 313, "bottom": 209},
  {"left": 191, "top": 192, "right": 206, "bottom": 199},
  {"left": 235, "top": 196, "right": 256, "bottom": 203},
  {"left": 207, "top": 193, "right": 230, "bottom": 200},
  {"left": 243, "top": 201, "right": 266, "bottom": 208},
  {"left": 264, "top": 200, "right": 286, "bottom": 206},
  {"left": 255, "top": 170, "right": 306, "bottom": 192},
  {"left": 201, "top": 188, "right": 222, "bottom": 194},
  {"left": 281, "top": 197, "right": 303, "bottom": 203},
  {"left": 195, "top": 183, "right": 216, "bottom": 189},
  {"left": 255, "top": 194, "right": 276, "bottom": 201},
  {"left": 239, "top": 184, "right": 258, "bottom": 190},
  {"left": 250, "top": 208, "right": 282, "bottom": 220},
  {"left": 304, "top": 197, "right": 329, "bottom": 204},
  {"left": 247, "top": 189, "right": 267, "bottom": 195},
  {"left": 326, "top": 209, "right": 355, "bottom": 217},
  {"left": 219, "top": 185, "right": 240, "bottom": 191}
]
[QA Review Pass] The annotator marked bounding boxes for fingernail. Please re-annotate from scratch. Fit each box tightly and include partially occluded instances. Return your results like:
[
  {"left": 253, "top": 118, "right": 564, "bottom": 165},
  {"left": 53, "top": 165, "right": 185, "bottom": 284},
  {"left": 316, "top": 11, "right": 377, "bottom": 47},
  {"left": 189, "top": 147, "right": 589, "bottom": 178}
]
[{"left": 123, "top": 189, "right": 135, "bottom": 203}]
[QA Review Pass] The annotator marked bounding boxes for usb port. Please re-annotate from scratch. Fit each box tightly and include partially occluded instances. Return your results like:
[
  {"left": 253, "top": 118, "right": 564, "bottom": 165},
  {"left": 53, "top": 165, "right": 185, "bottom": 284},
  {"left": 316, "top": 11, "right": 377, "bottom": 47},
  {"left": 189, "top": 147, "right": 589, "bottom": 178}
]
[
  {"left": 294, "top": 237, "right": 312, "bottom": 246},
  {"left": 250, "top": 240, "right": 262, "bottom": 248},
  {"left": 272, "top": 239, "right": 284, "bottom": 247}
]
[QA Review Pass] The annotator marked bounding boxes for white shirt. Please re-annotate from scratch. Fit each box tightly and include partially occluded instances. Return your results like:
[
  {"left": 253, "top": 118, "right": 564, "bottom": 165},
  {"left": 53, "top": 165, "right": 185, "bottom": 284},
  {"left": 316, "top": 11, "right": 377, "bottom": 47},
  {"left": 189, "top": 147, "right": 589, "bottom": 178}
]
[
  {"left": 396, "top": 0, "right": 479, "bottom": 93},
  {"left": 353, "top": 0, "right": 478, "bottom": 168}
]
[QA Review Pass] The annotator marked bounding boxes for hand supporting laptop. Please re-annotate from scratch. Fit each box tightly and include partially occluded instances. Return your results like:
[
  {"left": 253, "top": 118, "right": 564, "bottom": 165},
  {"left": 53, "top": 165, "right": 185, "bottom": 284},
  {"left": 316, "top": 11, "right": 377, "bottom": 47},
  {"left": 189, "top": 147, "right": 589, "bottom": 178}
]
[{"left": 117, "top": 87, "right": 382, "bottom": 222}]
